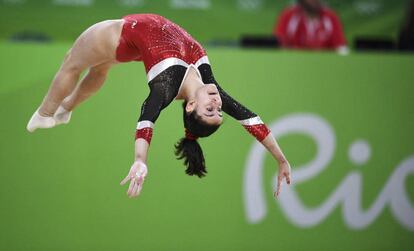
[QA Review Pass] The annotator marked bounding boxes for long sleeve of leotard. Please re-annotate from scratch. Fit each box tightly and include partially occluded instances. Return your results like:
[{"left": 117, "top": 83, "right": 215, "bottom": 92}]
[
  {"left": 197, "top": 64, "right": 271, "bottom": 142},
  {"left": 135, "top": 65, "right": 187, "bottom": 144}
]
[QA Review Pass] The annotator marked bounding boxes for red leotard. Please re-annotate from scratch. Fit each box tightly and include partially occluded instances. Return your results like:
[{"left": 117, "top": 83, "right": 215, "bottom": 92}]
[
  {"left": 115, "top": 14, "right": 270, "bottom": 144},
  {"left": 116, "top": 14, "right": 207, "bottom": 82}
]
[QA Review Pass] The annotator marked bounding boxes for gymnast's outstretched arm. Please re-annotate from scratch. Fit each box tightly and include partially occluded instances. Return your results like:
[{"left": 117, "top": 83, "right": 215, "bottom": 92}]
[
  {"left": 197, "top": 64, "right": 291, "bottom": 196},
  {"left": 261, "top": 134, "right": 291, "bottom": 196},
  {"left": 219, "top": 84, "right": 291, "bottom": 196},
  {"left": 120, "top": 66, "right": 186, "bottom": 198},
  {"left": 119, "top": 86, "right": 168, "bottom": 198}
]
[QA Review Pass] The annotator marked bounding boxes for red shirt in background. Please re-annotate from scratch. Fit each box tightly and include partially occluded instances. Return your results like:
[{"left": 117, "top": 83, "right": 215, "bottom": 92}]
[{"left": 274, "top": 5, "right": 347, "bottom": 50}]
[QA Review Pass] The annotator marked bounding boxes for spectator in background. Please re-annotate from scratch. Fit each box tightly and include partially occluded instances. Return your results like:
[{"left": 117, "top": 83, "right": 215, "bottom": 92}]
[{"left": 274, "top": 0, "right": 347, "bottom": 52}]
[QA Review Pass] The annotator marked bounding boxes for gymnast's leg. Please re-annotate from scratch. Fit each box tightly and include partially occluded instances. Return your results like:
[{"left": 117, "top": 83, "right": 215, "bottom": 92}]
[
  {"left": 27, "top": 19, "right": 123, "bottom": 132},
  {"left": 54, "top": 62, "right": 112, "bottom": 125}
]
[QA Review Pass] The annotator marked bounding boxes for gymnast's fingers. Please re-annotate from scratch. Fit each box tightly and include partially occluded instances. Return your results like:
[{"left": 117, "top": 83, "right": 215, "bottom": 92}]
[
  {"left": 136, "top": 183, "right": 143, "bottom": 197},
  {"left": 132, "top": 177, "right": 145, "bottom": 197},
  {"left": 128, "top": 182, "right": 139, "bottom": 198},
  {"left": 276, "top": 174, "right": 283, "bottom": 197},
  {"left": 286, "top": 172, "right": 291, "bottom": 185},
  {"left": 130, "top": 180, "right": 140, "bottom": 197},
  {"left": 132, "top": 177, "right": 143, "bottom": 197},
  {"left": 120, "top": 174, "right": 131, "bottom": 186},
  {"left": 127, "top": 177, "right": 136, "bottom": 196}
]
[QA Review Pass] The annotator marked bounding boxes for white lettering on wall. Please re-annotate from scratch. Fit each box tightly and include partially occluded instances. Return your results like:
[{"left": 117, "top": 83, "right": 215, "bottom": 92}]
[
  {"left": 53, "top": 0, "right": 93, "bottom": 6},
  {"left": 170, "top": 0, "right": 211, "bottom": 9},
  {"left": 244, "top": 113, "right": 414, "bottom": 230},
  {"left": 237, "top": 0, "right": 263, "bottom": 11},
  {"left": 118, "top": 0, "right": 144, "bottom": 7}
]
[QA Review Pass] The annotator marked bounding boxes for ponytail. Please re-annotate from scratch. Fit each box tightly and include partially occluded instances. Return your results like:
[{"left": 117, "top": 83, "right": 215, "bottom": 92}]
[
  {"left": 174, "top": 102, "right": 221, "bottom": 178},
  {"left": 174, "top": 137, "right": 206, "bottom": 178}
]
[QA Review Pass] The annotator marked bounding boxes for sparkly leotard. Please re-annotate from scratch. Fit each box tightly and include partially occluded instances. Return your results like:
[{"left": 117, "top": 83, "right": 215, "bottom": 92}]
[
  {"left": 116, "top": 13, "right": 208, "bottom": 81},
  {"left": 115, "top": 14, "right": 270, "bottom": 143}
]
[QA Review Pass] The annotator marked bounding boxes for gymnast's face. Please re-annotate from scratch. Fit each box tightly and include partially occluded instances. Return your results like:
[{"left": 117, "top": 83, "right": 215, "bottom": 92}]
[{"left": 187, "top": 84, "right": 223, "bottom": 125}]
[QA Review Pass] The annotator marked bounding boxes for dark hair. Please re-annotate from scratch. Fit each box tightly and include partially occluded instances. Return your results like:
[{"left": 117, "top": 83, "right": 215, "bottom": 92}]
[
  {"left": 298, "top": 0, "right": 322, "bottom": 15},
  {"left": 174, "top": 102, "right": 221, "bottom": 178}
]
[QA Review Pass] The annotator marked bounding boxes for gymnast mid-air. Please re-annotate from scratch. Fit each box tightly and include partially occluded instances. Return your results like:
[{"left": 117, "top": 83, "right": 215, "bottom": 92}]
[{"left": 27, "top": 14, "right": 291, "bottom": 198}]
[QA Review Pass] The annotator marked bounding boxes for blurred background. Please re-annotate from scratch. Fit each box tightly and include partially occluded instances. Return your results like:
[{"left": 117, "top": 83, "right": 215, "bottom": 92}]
[{"left": 0, "top": 0, "right": 413, "bottom": 251}]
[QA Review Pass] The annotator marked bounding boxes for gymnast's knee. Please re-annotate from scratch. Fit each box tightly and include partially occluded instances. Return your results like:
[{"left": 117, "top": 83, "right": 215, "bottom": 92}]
[
  {"left": 59, "top": 52, "right": 85, "bottom": 75},
  {"left": 88, "top": 65, "right": 110, "bottom": 77}
]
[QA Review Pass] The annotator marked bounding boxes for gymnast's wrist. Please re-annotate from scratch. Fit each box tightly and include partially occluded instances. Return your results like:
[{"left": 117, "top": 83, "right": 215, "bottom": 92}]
[
  {"left": 277, "top": 157, "right": 288, "bottom": 165},
  {"left": 134, "top": 156, "right": 146, "bottom": 163}
]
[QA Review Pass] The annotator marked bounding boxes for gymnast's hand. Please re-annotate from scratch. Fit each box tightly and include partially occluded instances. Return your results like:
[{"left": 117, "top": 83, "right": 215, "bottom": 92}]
[
  {"left": 120, "top": 160, "right": 148, "bottom": 198},
  {"left": 275, "top": 161, "right": 291, "bottom": 197}
]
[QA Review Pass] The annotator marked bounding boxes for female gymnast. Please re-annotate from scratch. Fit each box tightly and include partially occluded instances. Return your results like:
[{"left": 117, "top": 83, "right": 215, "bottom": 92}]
[{"left": 26, "top": 14, "right": 291, "bottom": 198}]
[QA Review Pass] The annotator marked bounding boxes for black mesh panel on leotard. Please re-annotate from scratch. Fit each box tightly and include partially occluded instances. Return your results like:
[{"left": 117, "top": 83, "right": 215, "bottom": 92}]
[
  {"left": 197, "top": 64, "right": 257, "bottom": 120},
  {"left": 138, "top": 65, "right": 187, "bottom": 123}
]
